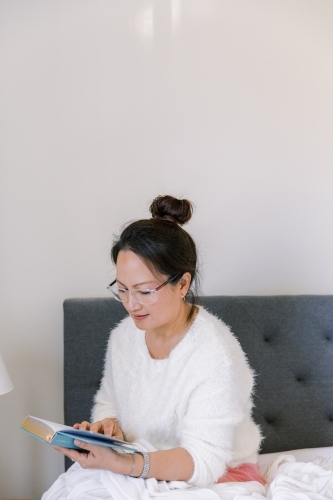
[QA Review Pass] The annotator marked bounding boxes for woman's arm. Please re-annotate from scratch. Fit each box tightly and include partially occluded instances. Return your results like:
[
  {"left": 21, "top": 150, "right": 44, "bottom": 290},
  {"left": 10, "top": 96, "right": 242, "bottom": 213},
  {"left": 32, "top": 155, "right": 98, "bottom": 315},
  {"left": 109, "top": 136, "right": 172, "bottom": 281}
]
[
  {"left": 53, "top": 442, "right": 194, "bottom": 481},
  {"left": 144, "top": 448, "right": 194, "bottom": 481},
  {"left": 56, "top": 416, "right": 194, "bottom": 480}
]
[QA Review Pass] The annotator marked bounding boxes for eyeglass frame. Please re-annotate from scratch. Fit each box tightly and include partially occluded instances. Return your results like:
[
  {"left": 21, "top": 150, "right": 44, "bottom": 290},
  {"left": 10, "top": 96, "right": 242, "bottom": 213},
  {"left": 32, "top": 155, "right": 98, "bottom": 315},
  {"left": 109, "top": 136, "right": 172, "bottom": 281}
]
[{"left": 107, "top": 273, "right": 183, "bottom": 304}]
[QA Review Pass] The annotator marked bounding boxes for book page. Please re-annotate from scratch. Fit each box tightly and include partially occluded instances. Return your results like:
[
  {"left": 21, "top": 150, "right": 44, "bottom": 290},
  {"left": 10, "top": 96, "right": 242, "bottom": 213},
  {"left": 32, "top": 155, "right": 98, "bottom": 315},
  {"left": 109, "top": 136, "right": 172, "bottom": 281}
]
[
  {"left": 36, "top": 417, "right": 74, "bottom": 433},
  {"left": 21, "top": 416, "right": 74, "bottom": 442}
]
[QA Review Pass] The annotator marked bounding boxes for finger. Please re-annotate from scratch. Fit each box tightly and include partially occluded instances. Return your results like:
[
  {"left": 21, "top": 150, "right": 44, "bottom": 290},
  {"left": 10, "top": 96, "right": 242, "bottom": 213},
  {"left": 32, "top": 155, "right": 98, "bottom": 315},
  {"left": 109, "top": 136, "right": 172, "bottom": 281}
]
[
  {"left": 114, "top": 430, "right": 124, "bottom": 440},
  {"left": 52, "top": 446, "right": 84, "bottom": 461},
  {"left": 102, "top": 421, "right": 116, "bottom": 438},
  {"left": 73, "top": 439, "right": 94, "bottom": 451},
  {"left": 111, "top": 427, "right": 124, "bottom": 440},
  {"left": 105, "top": 422, "right": 123, "bottom": 440},
  {"left": 76, "top": 421, "right": 91, "bottom": 430},
  {"left": 89, "top": 421, "right": 103, "bottom": 434}
]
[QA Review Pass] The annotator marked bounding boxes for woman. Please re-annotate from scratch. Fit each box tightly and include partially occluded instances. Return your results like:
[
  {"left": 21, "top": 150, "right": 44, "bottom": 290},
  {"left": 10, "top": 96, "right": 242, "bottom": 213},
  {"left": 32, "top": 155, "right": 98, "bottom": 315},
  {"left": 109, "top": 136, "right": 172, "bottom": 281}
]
[{"left": 43, "top": 195, "right": 264, "bottom": 499}]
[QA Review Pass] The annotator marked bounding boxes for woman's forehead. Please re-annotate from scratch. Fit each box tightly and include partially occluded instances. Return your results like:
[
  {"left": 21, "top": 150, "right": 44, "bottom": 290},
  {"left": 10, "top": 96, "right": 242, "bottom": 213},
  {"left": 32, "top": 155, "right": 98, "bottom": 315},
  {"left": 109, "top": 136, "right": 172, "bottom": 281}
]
[{"left": 116, "top": 250, "right": 165, "bottom": 282}]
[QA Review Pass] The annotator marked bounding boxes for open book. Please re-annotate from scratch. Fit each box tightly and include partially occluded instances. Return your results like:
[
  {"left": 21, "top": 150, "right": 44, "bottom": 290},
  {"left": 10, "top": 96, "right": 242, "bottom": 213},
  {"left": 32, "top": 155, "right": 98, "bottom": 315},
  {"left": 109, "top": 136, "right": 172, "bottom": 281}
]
[{"left": 21, "top": 415, "right": 138, "bottom": 453}]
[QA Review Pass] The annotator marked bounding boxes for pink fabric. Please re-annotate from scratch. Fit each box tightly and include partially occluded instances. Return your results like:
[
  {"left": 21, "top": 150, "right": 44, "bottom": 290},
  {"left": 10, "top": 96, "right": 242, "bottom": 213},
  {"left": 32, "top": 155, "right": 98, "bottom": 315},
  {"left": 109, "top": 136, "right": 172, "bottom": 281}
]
[{"left": 217, "top": 463, "right": 265, "bottom": 485}]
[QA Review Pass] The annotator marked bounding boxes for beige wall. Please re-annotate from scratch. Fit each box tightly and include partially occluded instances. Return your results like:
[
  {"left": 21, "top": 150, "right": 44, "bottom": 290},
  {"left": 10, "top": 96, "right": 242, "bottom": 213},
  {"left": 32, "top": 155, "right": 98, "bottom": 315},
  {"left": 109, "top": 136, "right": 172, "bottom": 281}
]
[{"left": 1, "top": 1, "right": 333, "bottom": 498}]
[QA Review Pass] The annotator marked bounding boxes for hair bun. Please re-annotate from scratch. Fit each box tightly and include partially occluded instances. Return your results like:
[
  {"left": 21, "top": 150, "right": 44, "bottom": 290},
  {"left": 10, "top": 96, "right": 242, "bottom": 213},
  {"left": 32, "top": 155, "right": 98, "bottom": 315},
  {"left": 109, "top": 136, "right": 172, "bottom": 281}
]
[{"left": 149, "top": 195, "right": 193, "bottom": 226}]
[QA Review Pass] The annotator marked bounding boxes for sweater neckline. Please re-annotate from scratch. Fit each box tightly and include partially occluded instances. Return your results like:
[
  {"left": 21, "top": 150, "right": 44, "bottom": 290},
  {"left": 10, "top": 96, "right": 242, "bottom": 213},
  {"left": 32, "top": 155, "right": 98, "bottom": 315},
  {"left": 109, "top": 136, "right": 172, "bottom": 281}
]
[{"left": 140, "top": 306, "right": 202, "bottom": 362}]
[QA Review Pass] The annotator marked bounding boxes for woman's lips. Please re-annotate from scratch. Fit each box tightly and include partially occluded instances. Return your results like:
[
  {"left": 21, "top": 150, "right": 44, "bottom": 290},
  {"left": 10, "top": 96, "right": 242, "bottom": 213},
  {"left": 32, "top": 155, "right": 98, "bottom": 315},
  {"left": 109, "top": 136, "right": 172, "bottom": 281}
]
[{"left": 133, "top": 314, "right": 149, "bottom": 321}]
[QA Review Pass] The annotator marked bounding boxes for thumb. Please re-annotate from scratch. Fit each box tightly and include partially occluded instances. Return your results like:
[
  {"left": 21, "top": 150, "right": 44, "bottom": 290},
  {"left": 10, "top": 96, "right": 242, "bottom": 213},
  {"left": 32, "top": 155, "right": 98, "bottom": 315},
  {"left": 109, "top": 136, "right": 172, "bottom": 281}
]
[{"left": 74, "top": 439, "right": 90, "bottom": 450}]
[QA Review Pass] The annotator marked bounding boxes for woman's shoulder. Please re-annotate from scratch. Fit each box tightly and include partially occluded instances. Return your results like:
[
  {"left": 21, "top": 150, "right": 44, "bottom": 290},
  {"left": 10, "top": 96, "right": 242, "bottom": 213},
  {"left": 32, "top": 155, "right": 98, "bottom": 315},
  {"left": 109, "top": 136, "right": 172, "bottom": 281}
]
[
  {"left": 194, "top": 306, "right": 239, "bottom": 343},
  {"left": 192, "top": 306, "right": 250, "bottom": 364},
  {"left": 191, "top": 306, "right": 254, "bottom": 388}
]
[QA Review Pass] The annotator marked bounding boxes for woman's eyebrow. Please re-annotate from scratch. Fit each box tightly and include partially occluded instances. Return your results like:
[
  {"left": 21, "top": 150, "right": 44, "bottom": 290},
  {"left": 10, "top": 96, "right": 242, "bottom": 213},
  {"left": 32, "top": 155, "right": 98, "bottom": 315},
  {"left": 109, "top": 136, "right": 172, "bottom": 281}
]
[{"left": 116, "top": 279, "right": 156, "bottom": 288}]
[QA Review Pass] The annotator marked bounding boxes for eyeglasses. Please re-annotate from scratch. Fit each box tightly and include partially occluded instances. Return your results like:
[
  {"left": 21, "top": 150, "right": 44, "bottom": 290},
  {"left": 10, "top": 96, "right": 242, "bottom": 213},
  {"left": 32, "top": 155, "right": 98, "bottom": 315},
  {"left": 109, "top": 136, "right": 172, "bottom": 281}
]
[{"left": 107, "top": 274, "right": 182, "bottom": 305}]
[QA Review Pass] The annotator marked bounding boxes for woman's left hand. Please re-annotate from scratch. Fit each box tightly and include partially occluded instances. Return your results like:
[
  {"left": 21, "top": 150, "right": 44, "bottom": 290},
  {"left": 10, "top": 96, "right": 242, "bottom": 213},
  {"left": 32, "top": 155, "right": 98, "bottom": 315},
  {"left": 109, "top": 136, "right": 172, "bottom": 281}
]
[
  {"left": 53, "top": 440, "right": 133, "bottom": 473},
  {"left": 73, "top": 418, "right": 124, "bottom": 440}
]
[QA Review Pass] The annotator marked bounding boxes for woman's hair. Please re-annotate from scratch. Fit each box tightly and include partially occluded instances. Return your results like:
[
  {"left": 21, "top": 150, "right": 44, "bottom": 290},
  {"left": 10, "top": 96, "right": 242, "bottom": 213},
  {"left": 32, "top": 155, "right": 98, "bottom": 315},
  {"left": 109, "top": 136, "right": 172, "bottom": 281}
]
[{"left": 111, "top": 195, "right": 199, "bottom": 312}]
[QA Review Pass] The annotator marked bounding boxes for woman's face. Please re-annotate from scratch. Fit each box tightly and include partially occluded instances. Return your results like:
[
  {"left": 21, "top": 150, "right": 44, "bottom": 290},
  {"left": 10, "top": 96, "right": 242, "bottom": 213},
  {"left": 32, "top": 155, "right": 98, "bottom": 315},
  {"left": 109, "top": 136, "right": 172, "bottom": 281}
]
[{"left": 115, "top": 250, "right": 190, "bottom": 333}]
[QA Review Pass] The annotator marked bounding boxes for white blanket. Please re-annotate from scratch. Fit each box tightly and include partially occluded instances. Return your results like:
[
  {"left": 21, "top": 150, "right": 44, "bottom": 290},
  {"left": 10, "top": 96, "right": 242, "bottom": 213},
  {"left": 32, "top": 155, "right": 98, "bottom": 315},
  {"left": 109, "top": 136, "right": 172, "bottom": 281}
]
[{"left": 42, "top": 443, "right": 333, "bottom": 500}]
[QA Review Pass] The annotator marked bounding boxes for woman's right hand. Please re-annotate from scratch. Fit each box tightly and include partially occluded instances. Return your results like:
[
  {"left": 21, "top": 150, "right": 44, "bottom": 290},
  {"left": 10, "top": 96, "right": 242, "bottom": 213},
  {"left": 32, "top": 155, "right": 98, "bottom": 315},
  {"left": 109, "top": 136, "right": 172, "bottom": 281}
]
[{"left": 73, "top": 418, "right": 124, "bottom": 440}]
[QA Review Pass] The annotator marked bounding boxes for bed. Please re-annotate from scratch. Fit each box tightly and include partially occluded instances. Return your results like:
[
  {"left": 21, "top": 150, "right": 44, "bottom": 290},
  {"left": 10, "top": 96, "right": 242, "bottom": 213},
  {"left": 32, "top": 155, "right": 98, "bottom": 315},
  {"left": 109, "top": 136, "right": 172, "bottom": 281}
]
[{"left": 63, "top": 295, "right": 333, "bottom": 498}]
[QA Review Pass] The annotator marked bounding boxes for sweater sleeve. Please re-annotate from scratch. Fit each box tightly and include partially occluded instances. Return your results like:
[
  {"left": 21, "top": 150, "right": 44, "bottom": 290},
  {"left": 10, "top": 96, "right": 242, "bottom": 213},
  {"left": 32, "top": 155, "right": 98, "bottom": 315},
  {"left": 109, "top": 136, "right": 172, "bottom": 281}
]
[
  {"left": 91, "top": 330, "right": 118, "bottom": 423},
  {"left": 180, "top": 338, "right": 258, "bottom": 487}
]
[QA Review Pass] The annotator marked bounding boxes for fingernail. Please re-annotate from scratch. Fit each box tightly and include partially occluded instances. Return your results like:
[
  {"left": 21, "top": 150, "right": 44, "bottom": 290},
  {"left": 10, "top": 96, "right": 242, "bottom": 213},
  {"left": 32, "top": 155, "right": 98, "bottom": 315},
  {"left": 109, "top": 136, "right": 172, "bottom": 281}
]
[{"left": 74, "top": 439, "right": 81, "bottom": 446}]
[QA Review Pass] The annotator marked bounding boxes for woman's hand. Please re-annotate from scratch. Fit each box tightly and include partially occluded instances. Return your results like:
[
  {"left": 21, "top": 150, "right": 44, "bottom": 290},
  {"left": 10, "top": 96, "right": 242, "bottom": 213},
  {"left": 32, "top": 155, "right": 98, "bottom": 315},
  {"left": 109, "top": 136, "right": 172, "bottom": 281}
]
[
  {"left": 53, "top": 440, "right": 136, "bottom": 473},
  {"left": 73, "top": 418, "right": 124, "bottom": 440}
]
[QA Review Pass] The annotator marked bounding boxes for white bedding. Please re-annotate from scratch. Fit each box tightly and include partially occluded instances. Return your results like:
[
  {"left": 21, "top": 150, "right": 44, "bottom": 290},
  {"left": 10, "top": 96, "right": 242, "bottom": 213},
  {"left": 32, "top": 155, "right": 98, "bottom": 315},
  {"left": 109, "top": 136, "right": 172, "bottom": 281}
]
[
  {"left": 258, "top": 446, "right": 333, "bottom": 475},
  {"left": 42, "top": 443, "right": 333, "bottom": 500}
]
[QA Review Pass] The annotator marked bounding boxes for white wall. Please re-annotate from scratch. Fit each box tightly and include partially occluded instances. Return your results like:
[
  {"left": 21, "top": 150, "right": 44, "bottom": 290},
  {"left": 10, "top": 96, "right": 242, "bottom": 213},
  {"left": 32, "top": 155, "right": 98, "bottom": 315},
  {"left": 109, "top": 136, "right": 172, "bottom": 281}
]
[{"left": 1, "top": 1, "right": 332, "bottom": 498}]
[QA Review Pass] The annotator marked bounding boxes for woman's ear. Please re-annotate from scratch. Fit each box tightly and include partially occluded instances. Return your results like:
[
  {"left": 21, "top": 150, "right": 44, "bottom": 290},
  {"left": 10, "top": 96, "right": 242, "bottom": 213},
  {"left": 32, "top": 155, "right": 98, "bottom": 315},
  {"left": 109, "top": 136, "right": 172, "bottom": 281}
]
[{"left": 179, "top": 272, "right": 192, "bottom": 297}]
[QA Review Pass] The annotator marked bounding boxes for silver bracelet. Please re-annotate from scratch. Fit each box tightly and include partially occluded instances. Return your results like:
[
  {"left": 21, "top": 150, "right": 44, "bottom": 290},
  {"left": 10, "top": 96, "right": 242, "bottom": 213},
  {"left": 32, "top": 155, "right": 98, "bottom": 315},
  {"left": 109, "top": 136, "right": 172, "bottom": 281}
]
[
  {"left": 128, "top": 453, "right": 135, "bottom": 476},
  {"left": 137, "top": 451, "right": 150, "bottom": 479}
]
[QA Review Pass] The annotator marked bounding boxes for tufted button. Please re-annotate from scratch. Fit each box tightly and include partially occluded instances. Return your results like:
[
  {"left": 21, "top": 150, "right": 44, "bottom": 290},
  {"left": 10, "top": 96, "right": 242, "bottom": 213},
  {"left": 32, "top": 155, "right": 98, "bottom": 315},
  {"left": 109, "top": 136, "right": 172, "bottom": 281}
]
[
  {"left": 296, "top": 376, "right": 304, "bottom": 382},
  {"left": 264, "top": 336, "right": 270, "bottom": 343},
  {"left": 329, "top": 416, "right": 333, "bottom": 422},
  {"left": 326, "top": 334, "right": 332, "bottom": 341},
  {"left": 266, "top": 417, "right": 275, "bottom": 424}
]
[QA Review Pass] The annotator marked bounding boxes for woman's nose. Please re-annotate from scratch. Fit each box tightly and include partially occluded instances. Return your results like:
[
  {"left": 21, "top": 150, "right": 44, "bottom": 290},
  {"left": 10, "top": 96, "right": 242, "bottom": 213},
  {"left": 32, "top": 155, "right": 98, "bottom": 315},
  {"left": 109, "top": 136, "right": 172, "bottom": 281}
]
[{"left": 126, "top": 292, "right": 141, "bottom": 309}]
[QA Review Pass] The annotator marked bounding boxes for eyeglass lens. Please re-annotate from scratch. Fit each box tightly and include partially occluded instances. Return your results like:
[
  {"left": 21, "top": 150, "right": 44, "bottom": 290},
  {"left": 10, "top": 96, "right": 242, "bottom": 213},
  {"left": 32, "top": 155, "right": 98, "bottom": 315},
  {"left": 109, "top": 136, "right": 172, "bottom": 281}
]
[{"left": 108, "top": 285, "right": 155, "bottom": 305}]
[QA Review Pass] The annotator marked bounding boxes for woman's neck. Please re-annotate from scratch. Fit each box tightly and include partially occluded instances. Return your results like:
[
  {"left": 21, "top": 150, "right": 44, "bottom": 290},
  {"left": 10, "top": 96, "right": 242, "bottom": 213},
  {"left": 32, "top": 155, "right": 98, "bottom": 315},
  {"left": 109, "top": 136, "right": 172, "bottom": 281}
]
[{"left": 145, "top": 303, "right": 198, "bottom": 359}]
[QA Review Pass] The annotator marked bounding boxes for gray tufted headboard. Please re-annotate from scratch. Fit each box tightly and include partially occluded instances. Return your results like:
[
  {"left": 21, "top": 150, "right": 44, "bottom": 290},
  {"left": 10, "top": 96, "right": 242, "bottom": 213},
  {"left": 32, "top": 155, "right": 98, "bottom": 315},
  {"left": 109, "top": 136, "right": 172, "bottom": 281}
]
[{"left": 64, "top": 295, "right": 333, "bottom": 470}]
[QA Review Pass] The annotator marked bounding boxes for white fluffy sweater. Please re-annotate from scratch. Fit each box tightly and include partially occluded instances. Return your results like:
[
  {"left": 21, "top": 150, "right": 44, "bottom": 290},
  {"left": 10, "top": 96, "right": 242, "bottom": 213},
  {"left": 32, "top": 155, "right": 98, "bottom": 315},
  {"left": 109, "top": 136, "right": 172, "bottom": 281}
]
[{"left": 92, "top": 306, "right": 262, "bottom": 487}]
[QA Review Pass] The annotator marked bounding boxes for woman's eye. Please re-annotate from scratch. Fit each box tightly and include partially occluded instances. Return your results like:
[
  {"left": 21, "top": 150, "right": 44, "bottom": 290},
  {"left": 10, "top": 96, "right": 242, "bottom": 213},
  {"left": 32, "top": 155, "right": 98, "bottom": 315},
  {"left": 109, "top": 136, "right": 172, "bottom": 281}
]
[
  {"left": 138, "top": 290, "right": 151, "bottom": 296},
  {"left": 118, "top": 289, "right": 127, "bottom": 295}
]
